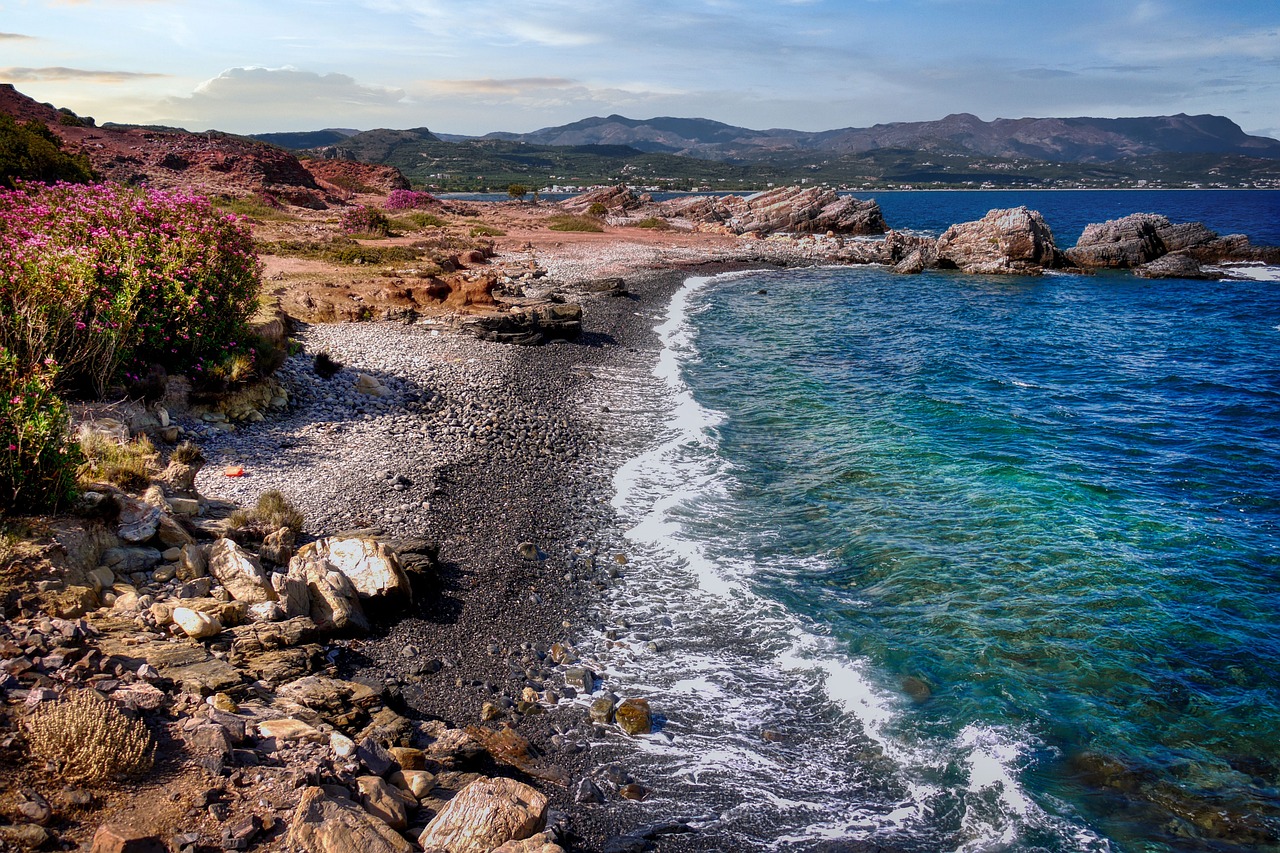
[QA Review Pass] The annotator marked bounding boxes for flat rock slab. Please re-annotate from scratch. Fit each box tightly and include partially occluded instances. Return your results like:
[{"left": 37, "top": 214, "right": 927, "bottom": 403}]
[{"left": 287, "top": 786, "right": 414, "bottom": 853}]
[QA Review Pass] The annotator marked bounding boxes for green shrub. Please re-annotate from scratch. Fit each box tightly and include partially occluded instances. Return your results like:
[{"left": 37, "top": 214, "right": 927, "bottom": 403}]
[
  {"left": 77, "top": 432, "right": 157, "bottom": 492},
  {"left": 0, "top": 349, "right": 81, "bottom": 513},
  {"left": 587, "top": 202, "right": 608, "bottom": 216},
  {"left": 0, "top": 115, "right": 94, "bottom": 188},
  {"left": 547, "top": 215, "right": 604, "bottom": 233},
  {"left": 228, "top": 488, "right": 304, "bottom": 536},
  {"left": 633, "top": 217, "right": 672, "bottom": 230},
  {"left": 405, "top": 212, "right": 449, "bottom": 229},
  {"left": 469, "top": 224, "right": 505, "bottom": 237},
  {"left": 212, "top": 193, "right": 293, "bottom": 222}
]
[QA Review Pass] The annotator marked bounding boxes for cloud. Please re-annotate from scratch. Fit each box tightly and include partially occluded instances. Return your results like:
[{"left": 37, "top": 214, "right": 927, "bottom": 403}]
[
  {"left": 1018, "top": 68, "right": 1079, "bottom": 80},
  {"left": 149, "top": 66, "right": 409, "bottom": 132},
  {"left": 0, "top": 32, "right": 35, "bottom": 40},
  {"left": 0, "top": 66, "right": 169, "bottom": 83},
  {"left": 422, "top": 77, "right": 576, "bottom": 95}
]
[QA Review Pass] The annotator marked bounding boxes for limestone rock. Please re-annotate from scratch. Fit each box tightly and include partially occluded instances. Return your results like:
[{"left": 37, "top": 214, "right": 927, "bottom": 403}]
[
  {"left": 660, "top": 186, "right": 884, "bottom": 236},
  {"left": 260, "top": 526, "right": 296, "bottom": 565},
  {"left": 389, "top": 769, "right": 435, "bottom": 799},
  {"left": 1135, "top": 252, "right": 1214, "bottom": 280},
  {"left": 560, "top": 185, "right": 643, "bottom": 215},
  {"left": 355, "top": 373, "right": 389, "bottom": 397},
  {"left": 935, "top": 207, "right": 1064, "bottom": 275},
  {"left": 171, "top": 607, "right": 222, "bottom": 639},
  {"left": 295, "top": 538, "right": 411, "bottom": 606},
  {"left": 207, "top": 538, "right": 276, "bottom": 605},
  {"left": 103, "top": 547, "right": 162, "bottom": 573},
  {"left": 155, "top": 514, "right": 194, "bottom": 549},
  {"left": 177, "top": 543, "right": 207, "bottom": 581},
  {"left": 258, "top": 718, "right": 326, "bottom": 743},
  {"left": 271, "top": 571, "right": 311, "bottom": 618},
  {"left": 492, "top": 832, "right": 565, "bottom": 853},
  {"left": 116, "top": 499, "right": 161, "bottom": 544},
  {"left": 287, "top": 786, "right": 415, "bottom": 853},
  {"left": 287, "top": 551, "right": 370, "bottom": 633},
  {"left": 1066, "top": 213, "right": 1219, "bottom": 269},
  {"left": 416, "top": 776, "right": 548, "bottom": 853},
  {"left": 356, "top": 776, "right": 410, "bottom": 830}
]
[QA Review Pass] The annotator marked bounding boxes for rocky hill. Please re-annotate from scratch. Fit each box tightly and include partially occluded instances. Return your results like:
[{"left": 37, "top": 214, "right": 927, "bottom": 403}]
[
  {"left": 0, "top": 84, "right": 368, "bottom": 207},
  {"left": 486, "top": 112, "right": 1280, "bottom": 164}
]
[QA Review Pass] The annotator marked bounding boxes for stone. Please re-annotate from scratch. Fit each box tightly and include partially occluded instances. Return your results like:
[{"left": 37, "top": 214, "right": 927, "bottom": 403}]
[
  {"left": 356, "top": 776, "right": 409, "bottom": 830},
  {"left": 271, "top": 571, "right": 312, "bottom": 618},
  {"left": 465, "top": 726, "right": 570, "bottom": 785},
  {"left": 287, "top": 786, "right": 415, "bottom": 853},
  {"left": 156, "top": 514, "right": 194, "bottom": 549},
  {"left": 247, "top": 601, "right": 285, "bottom": 622},
  {"left": 287, "top": 551, "right": 371, "bottom": 634},
  {"left": 389, "top": 769, "right": 435, "bottom": 799},
  {"left": 615, "top": 698, "right": 652, "bottom": 735},
  {"left": 658, "top": 186, "right": 885, "bottom": 236},
  {"left": 331, "top": 731, "right": 357, "bottom": 758},
  {"left": 416, "top": 776, "right": 548, "bottom": 853},
  {"left": 935, "top": 207, "right": 1064, "bottom": 275},
  {"left": 88, "top": 566, "right": 116, "bottom": 593},
  {"left": 15, "top": 789, "right": 51, "bottom": 825},
  {"left": 355, "top": 373, "right": 390, "bottom": 397},
  {"left": 172, "top": 607, "right": 222, "bottom": 639},
  {"left": 89, "top": 822, "right": 168, "bottom": 853},
  {"left": 102, "top": 547, "right": 162, "bottom": 573},
  {"left": 491, "top": 832, "right": 566, "bottom": 853},
  {"left": 177, "top": 544, "right": 207, "bottom": 581},
  {"left": 295, "top": 538, "right": 411, "bottom": 606},
  {"left": 588, "top": 694, "right": 617, "bottom": 724},
  {"left": 388, "top": 746, "right": 426, "bottom": 770},
  {"left": 0, "top": 824, "right": 50, "bottom": 850},
  {"left": 357, "top": 736, "right": 398, "bottom": 777},
  {"left": 207, "top": 539, "right": 276, "bottom": 604},
  {"left": 260, "top": 527, "right": 296, "bottom": 565},
  {"left": 257, "top": 718, "right": 326, "bottom": 743},
  {"left": 116, "top": 499, "right": 161, "bottom": 544},
  {"left": 169, "top": 497, "right": 199, "bottom": 516},
  {"left": 563, "top": 667, "right": 594, "bottom": 694}
]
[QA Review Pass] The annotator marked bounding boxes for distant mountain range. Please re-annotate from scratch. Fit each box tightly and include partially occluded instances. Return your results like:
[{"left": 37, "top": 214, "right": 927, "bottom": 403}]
[
  {"left": 475, "top": 113, "right": 1280, "bottom": 163},
  {"left": 248, "top": 112, "right": 1280, "bottom": 192}
]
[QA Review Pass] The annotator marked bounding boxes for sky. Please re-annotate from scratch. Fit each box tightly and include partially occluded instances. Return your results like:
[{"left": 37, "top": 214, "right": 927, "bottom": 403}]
[{"left": 2, "top": 0, "right": 1278, "bottom": 138}]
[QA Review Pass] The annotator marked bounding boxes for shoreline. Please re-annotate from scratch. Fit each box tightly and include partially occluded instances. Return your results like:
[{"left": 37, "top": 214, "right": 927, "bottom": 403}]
[{"left": 192, "top": 255, "right": 761, "bottom": 850}]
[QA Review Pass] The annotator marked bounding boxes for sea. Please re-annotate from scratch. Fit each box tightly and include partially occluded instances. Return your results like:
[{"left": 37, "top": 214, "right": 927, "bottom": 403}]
[{"left": 586, "top": 190, "right": 1280, "bottom": 852}]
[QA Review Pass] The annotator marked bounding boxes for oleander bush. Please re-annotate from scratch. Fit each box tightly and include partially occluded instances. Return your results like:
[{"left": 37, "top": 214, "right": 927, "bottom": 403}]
[
  {"left": 0, "top": 349, "right": 81, "bottom": 513},
  {"left": 384, "top": 189, "right": 438, "bottom": 211},
  {"left": 0, "top": 181, "right": 263, "bottom": 397},
  {"left": 339, "top": 204, "right": 391, "bottom": 236},
  {"left": 25, "top": 690, "right": 155, "bottom": 782}
]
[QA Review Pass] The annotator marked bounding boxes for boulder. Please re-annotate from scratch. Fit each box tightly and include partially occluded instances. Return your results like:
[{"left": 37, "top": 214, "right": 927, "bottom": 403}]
[
  {"left": 207, "top": 539, "right": 276, "bottom": 605},
  {"left": 560, "top": 185, "right": 643, "bottom": 215},
  {"left": 492, "top": 832, "right": 565, "bottom": 853},
  {"left": 416, "top": 776, "right": 548, "bottom": 853},
  {"left": 260, "top": 527, "right": 296, "bottom": 565},
  {"left": 287, "top": 786, "right": 415, "bottom": 853},
  {"left": 295, "top": 538, "right": 411, "bottom": 606},
  {"left": 177, "top": 543, "right": 207, "bottom": 581},
  {"left": 458, "top": 301, "right": 583, "bottom": 346},
  {"left": 171, "top": 607, "right": 222, "bottom": 640},
  {"left": 89, "top": 823, "right": 167, "bottom": 853},
  {"left": 935, "top": 207, "right": 1064, "bottom": 275},
  {"left": 1066, "top": 213, "right": 1218, "bottom": 269},
  {"left": 615, "top": 698, "right": 653, "bottom": 735},
  {"left": 287, "top": 551, "right": 370, "bottom": 633},
  {"left": 116, "top": 499, "right": 161, "bottom": 544},
  {"left": 356, "top": 776, "right": 411, "bottom": 830}
]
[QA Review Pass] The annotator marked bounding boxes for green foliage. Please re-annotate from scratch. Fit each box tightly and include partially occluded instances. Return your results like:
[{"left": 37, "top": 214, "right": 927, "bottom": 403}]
[
  {"left": 547, "top": 214, "right": 604, "bottom": 233},
  {"left": 587, "top": 202, "right": 608, "bottom": 216},
  {"left": 633, "top": 216, "right": 672, "bottom": 230},
  {"left": 0, "top": 115, "right": 95, "bottom": 188},
  {"left": 507, "top": 183, "right": 529, "bottom": 201},
  {"left": 0, "top": 349, "right": 81, "bottom": 513},
  {"left": 77, "top": 432, "right": 157, "bottom": 492},
  {"left": 211, "top": 194, "right": 293, "bottom": 222},
  {"left": 469, "top": 224, "right": 505, "bottom": 237},
  {"left": 258, "top": 238, "right": 422, "bottom": 265},
  {"left": 170, "top": 441, "right": 204, "bottom": 465},
  {"left": 228, "top": 488, "right": 304, "bottom": 536},
  {"left": 405, "top": 212, "right": 449, "bottom": 229}
]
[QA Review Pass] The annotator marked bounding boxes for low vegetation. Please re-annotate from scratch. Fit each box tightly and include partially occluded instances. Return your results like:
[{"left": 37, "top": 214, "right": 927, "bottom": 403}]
[
  {"left": 0, "top": 114, "right": 94, "bottom": 188},
  {"left": 228, "top": 489, "right": 305, "bottom": 538},
  {"left": 633, "top": 216, "right": 673, "bottom": 230},
  {"left": 77, "top": 433, "right": 159, "bottom": 492},
  {"left": 469, "top": 223, "right": 505, "bottom": 237},
  {"left": 384, "top": 189, "right": 438, "bottom": 211},
  {"left": 547, "top": 214, "right": 604, "bottom": 233},
  {"left": 24, "top": 690, "right": 155, "bottom": 782}
]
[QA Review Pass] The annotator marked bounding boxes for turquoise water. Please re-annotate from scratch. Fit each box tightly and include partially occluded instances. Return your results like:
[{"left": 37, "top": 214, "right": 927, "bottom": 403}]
[
  {"left": 600, "top": 192, "right": 1280, "bottom": 851},
  {"left": 676, "top": 266, "right": 1280, "bottom": 849}
]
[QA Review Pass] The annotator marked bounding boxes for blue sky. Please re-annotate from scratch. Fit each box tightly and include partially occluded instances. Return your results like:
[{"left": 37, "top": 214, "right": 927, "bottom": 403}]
[{"left": 2, "top": 0, "right": 1278, "bottom": 137}]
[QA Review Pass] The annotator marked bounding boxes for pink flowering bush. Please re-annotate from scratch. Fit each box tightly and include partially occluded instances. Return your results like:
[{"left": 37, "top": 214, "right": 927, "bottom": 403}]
[
  {"left": 384, "top": 190, "right": 437, "bottom": 211},
  {"left": 0, "top": 349, "right": 81, "bottom": 512},
  {"left": 339, "top": 204, "right": 391, "bottom": 236},
  {"left": 0, "top": 181, "right": 262, "bottom": 396}
]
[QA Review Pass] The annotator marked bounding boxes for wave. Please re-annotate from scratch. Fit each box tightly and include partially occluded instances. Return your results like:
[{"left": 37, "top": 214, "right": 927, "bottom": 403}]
[{"left": 586, "top": 271, "right": 1111, "bottom": 851}]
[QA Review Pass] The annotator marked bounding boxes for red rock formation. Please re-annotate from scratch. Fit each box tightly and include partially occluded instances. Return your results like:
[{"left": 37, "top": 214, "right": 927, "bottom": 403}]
[
  {"left": 935, "top": 207, "right": 1064, "bottom": 275},
  {"left": 302, "top": 158, "right": 410, "bottom": 195},
  {"left": 660, "top": 186, "right": 885, "bottom": 236}
]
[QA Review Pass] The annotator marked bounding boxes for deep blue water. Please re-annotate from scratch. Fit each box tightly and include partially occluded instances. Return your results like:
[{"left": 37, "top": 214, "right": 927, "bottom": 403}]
[{"left": 607, "top": 192, "right": 1280, "bottom": 852}]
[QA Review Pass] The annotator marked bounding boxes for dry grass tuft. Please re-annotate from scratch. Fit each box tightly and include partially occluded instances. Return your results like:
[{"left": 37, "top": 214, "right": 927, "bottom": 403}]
[
  {"left": 77, "top": 433, "right": 158, "bottom": 492},
  {"left": 25, "top": 690, "right": 155, "bottom": 782}
]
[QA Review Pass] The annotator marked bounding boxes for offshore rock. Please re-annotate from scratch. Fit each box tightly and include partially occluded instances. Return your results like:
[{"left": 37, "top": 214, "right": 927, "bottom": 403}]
[
  {"left": 660, "top": 186, "right": 886, "bottom": 236},
  {"left": 935, "top": 207, "right": 1064, "bottom": 275},
  {"left": 1135, "top": 252, "right": 1215, "bottom": 280},
  {"left": 417, "top": 776, "right": 548, "bottom": 853},
  {"left": 1066, "top": 213, "right": 1218, "bottom": 268}
]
